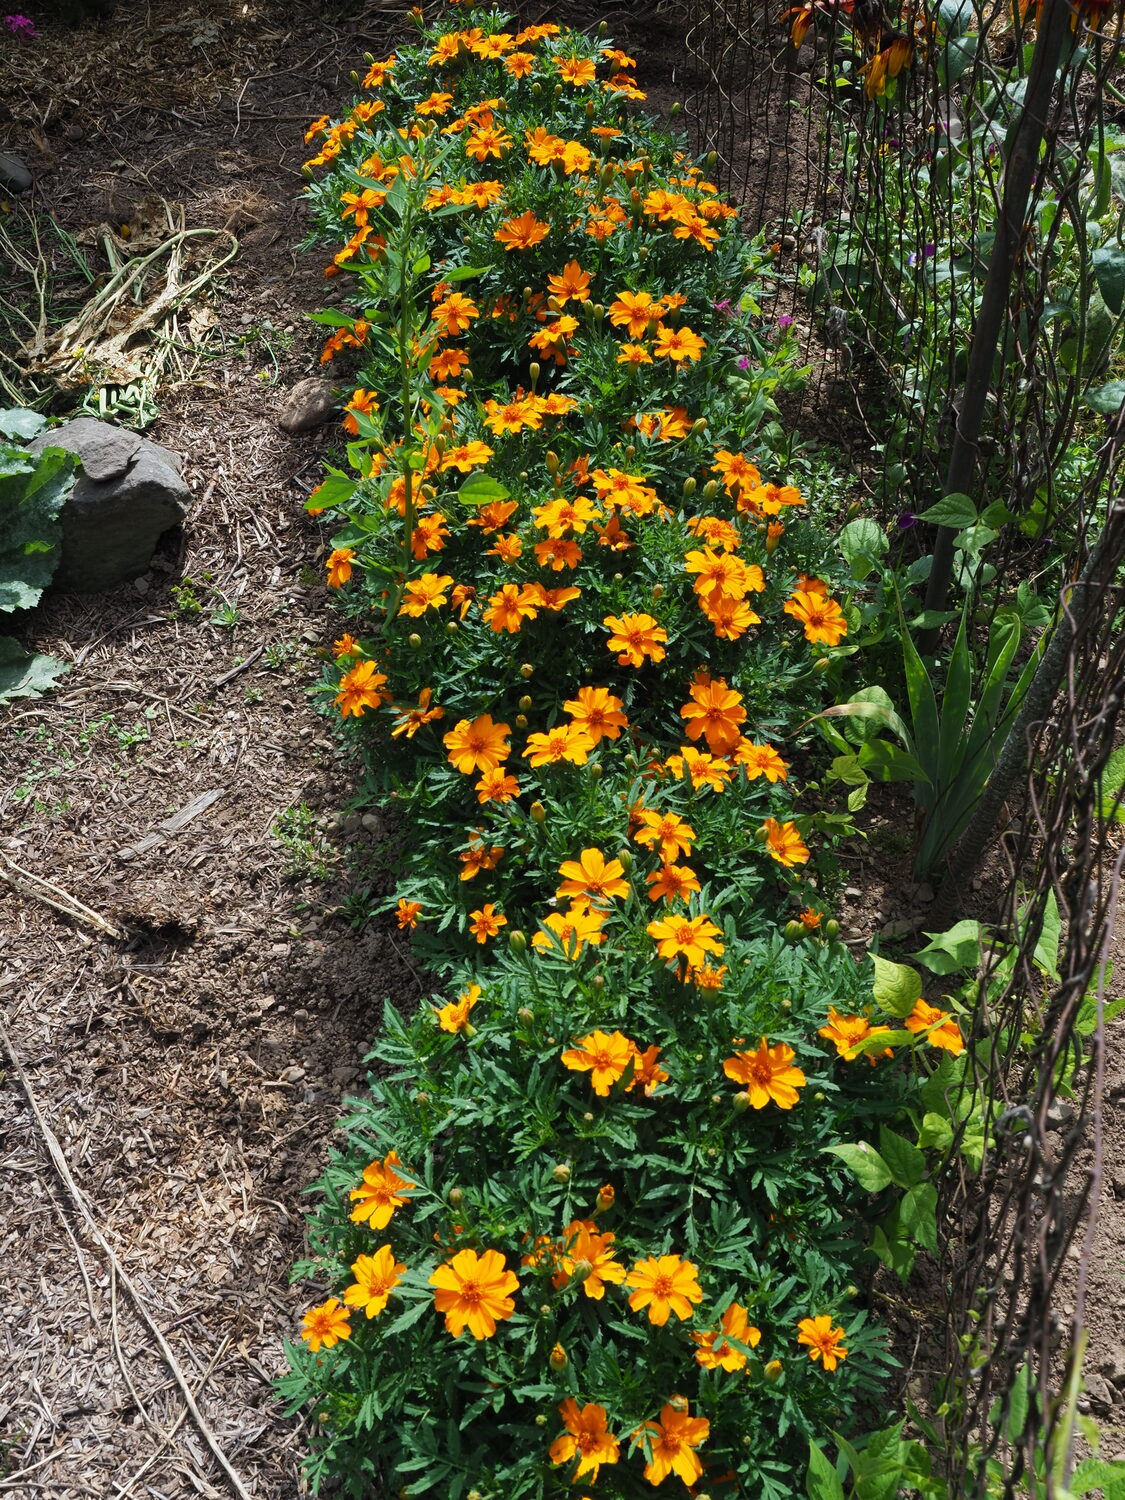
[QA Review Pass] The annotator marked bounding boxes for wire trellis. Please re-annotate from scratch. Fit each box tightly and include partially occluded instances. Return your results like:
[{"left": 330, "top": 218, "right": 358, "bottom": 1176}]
[{"left": 680, "top": 0, "right": 1125, "bottom": 1493}]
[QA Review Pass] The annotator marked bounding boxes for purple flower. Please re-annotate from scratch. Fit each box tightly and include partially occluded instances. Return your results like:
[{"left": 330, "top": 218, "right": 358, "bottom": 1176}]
[
  {"left": 713, "top": 298, "right": 733, "bottom": 317},
  {"left": 736, "top": 355, "right": 751, "bottom": 371},
  {"left": 897, "top": 511, "right": 918, "bottom": 530},
  {"left": 776, "top": 315, "right": 794, "bottom": 332},
  {"left": 4, "top": 13, "right": 37, "bottom": 35}
]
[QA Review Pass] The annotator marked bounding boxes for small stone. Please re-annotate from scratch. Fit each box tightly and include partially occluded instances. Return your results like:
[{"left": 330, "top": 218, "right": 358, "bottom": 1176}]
[
  {"left": 0, "top": 151, "right": 32, "bottom": 193},
  {"left": 277, "top": 377, "right": 338, "bottom": 434},
  {"left": 332, "top": 1066, "right": 359, "bottom": 1086},
  {"left": 1084, "top": 1373, "right": 1112, "bottom": 1410},
  {"left": 844, "top": 886, "right": 862, "bottom": 898},
  {"left": 880, "top": 918, "right": 918, "bottom": 939},
  {"left": 915, "top": 882, "right": 935, "bottom": 903},
  {"left": 1097, "top": 1346, "right": 1125, "bottom": 1388},
  {"left": 133, "top": 577, "right": 150, "bottom": 594},
  {"left": 270, "top": 942, "right": 290, "bottom": 957},
  {"left": 361, "top": 813, "right": 382, "bottom": 835},
  {"left": 281, "top": 1065, "right": 306, "bottom": 1083},
  {"left": 1046, "top": 1099, "right": 1075, "bottom": 1130}
]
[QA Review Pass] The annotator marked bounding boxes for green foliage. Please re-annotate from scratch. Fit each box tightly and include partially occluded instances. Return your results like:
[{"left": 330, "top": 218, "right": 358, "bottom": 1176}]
[{"left": 0, "top": 427, "right": 74, "bottom": 703}]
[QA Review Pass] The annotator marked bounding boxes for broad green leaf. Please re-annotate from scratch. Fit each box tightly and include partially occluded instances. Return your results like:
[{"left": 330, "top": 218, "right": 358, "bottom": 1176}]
[
  {"left": 1033, "top": 888, "right": 1061, "bottom": 980},
  {"left": 1083, "top": 379, "right": 1125, "bottom": 416},
  {"left": 457, "top": 473, "right": 511, "bottom": 506},
  {"left": 838, "top": 518, "right": 888, "bottom": 580},
  {"left": 918, "top": 1112, "right": 954, "bottom": 1149},
  {"left": 0, "top": 408, "right": 49, "bottom": 440},
  {"left": 306, "top": 472, "right": 357, "bottom": 512},
  {"left": 0, "top": 635, "right": 70, "bottom": 702},
  {"left": 813, "top": 699, "right": 913, "bottom": 751},
  {"left": 824, "top": 1141, "right": 894, "bottom": 1193},
  {"left": 878, "top": 1125, "right": 927, "bottom": 1189},
  {"left": 913, "top": 919, "right": 983, "bottom": 975},
  {"left": 806, "top": 1440, "right": 846, "bottom": 1500},
  {"left": 856, "top": 739, "right": 930, "bottom": 785},
  {"left": 917, "top": 491, "right": 977, "bottom": 528},
  {"left": 0, "top": 444, "right": 74, "bottom": 612},
  {"left": 444, "top": 264, "right": 491, "bottom": 281},
  {"left": 1098, "top": 743, "right": 1125, "bottom": 821},
  {"left": 1071, "top": 1457, "right": 1125, "bottom": 1496},
  {"left": 871, "top": 954, "right": 923, "bottom": 1017},
  {"left": 899, "top": 1182, "right": 938, "bottom": 1252},
  {"left": 1093, "top": 245, "right": 1125, "bottom": 314}
]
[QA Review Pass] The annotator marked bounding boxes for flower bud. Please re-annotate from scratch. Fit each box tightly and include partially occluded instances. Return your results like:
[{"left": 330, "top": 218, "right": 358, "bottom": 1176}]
[
  {"left": 545, "top": 450, "right": 560, "bottom": 475},
  {"left": 683, "top": 476, "right": 697, "bottom": 497},
  {"left": 589, "top": 762, "right": 603, "bottom": 781},
  {"left": 549, "top": 1342, "right": 569, "bottom": 1370},
  {"left": 446, "top": 621, "right": 459, "bottom": 636},
  {"left": 825, "top": 919, "right": 840, "bottom": 939},
  {"left": 755, "top": 823, "right": 770, "bottom": 842},
  {"left": 518, "top": 1006, "right": 534, "bottom": 1022},
  {"left": 625, "top": 444, "right": 636, "bottom": 460},
  {"left": 517, "top": 695, "right": 532, "bottom": 712},
  {"left": 598, "top": 18, "right": 608, "bottom": 33},
  {"left": 652, "top": 583, "right": 665, "bottom": 600},
  {"left": 530, "top": 801, "right": 546, "bottom": 823},
  {"left": 764, "top": 1359, "right": 783, "bottom": 1383},
  {"left": 408, "top": 632, "right": 422, "bottom": 649},
  {"left": 416, "top": 1091, "right": 430, "bottom": 1105},
  {"left": 814, "top": 1090, "right": 825, "bottom": 1102},
  {"left": 552, "top": 1162, "right": 571, "bottom": 1183},
  {"left": 535, "top": 1412, "right": 548, "bottom": 1424},
  {"left": 539, "top": 1303, "right": 552, "bottom": 1316},
  {"left": 702, "top": 479, "right": 720, "bottom": 500},
  {"left": 583, "top": 1111, "right": 594, "bottom": 1123},
  {"left": 613, "top": 571, "right": 624, "bottom": 582},
  {"left": 448, "top": 1186, "right": 463, "bottom": 1206},
  {"left": 846, "top": 1284, "right": 860, "bottom": 1298},
  {"left": 509, "top": 929, "right": 528, "bottom": 954},
  {"left": 784, "top": 920, "right": 803, "bottom": 942},
  {"left": 814, "top": 656, "right": 831, "bottom": 672},
  {"left": 733, "top": 1091, "right": 753, "bottom": 1112},
  {"left": 706, "top": 150, "right": 718, "bottom": 167},
  {"left": 591, "top": 974, "right": 605, "bottom": 993},
  {"left": 520, "top": 663, "right": 534, "bottom": 679},
  {"left": 595, "top": 1184, "right": 615, "bottom": 1213},
  {"left": 711, "top": 1093, "right": 723, "bottom": 1106},
  {"left": 531, "top": 81, "right": 542, "bottom": 96},
  {"left": 515, "top": 713, "right": 528, "bottom": 728},
  {"left": 529, "top": 361, "right": 541, "bottom": 390},
  {"left": 691, "top": 417, "right": 708, "bottom": 436},
  {"left": 668, "top": 1393, "right": 690, "bottom": 1413},
  {"left": 670, "top": 101, "right": 682, "bottom": 116},
  {"left": 571, "top": 1258, "right": 594, "bottom": 1283}
]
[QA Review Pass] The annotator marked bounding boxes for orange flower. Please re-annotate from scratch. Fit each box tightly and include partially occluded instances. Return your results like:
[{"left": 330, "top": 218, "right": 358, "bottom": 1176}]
[
  {"left": 556, "top": 55, "right": 597, "bottom": 85},
  {"left": 334, "top": 659, "right": 389, "bottom": 718},
  {"left": 459, "top": 837, "right": 504, "bottom": 881},
  {"left": 819, "top": 1006, "right": 894, "bottom": 1064},
  {"left": 905, "top": 999, "right": 964, "bottom": 1055},
  {"left": 604, "top": 612, "right": 668, "bottom": 667},
  {"left": 504, "top": 50, "right": 535, "bottom": 77},
  {"left": 391, "top": 687, "right": 444, "bottom": 739},
  {"left": 300, "top": 1298, "right": 351, "bottom": 1352},
  {"left": 342, "top": 389, "right": 379, "bottom": 435},
  {"left": 561, "top": 1030, "right": 636, "bottom": 1095},
  {"left": 799, "top": 907, "right": 822, "bottom": 930},
  {"left": 533, "top": 494, "right": 599, "bottom": 534},
  {"left": 646, "top": 913, "right": 725, "bottom": 967},
  {"left": 431, "top": 291, "right": 480, "bottom": 337},
  {"left": 608, "top": 290, "right": 662, "bottom": 337},
  {"left": 482, "top": 582, "right": 537, "bottom": 633},
  {"left": 554, "top": 1220, "right": 627, "bottom": 1299},
  {"left": 414, "top": 89, "right": 454, "bottom": 116},
  {"left": 465, "top": 124, "right": 513, "bottom": 161},
  {"left": 634, "top": 809, "right": 696, "bottom": 862},
  {"left": 680, "top": 673, "right": 746, "bottom": 755},
  {"left": 435, "top": 983, "right": 480, "bottom": 1034},
  {"left": 711, "top": 449, "right": 762, "bottom": 494},
  {"left": 484, "top": 395, "right": 545, "bottom": 435},
  {"left": 633, "top": 1402, "right": 710, "bottom": 1486},
  {"left": 625, "top": 1254, "right": 703, "bottom": 1325},
  {"left": 646, "top": 863, "right": 701, "bottom": 904},
  {"left": 326, "top": 547, "right": 356, "bottom": 587},
  {"left": 535, "top": 536, "right": 582, "bottom": 570},
  {"left": 736, "top": 741, "right": 789, "bottom": 782},
  {"left": 523, "top": 723, "right": 595, "bottom": 766},
  {"left": 475, "top": 767, "right": 521, "bottom": 804},
  {"left": 429, "top": 346, "right": 471, "bottom": 382},
  {"left": 429, "top": 1247, "right": 519, "bottom": 1339},
  {"left": 563, "top": 686, "right": 627, "bottom": 743},
  {"left": 557, "top": 848, "right": 630, "bottom": 904},
  {"left": 468, "top": 903, "right": 507, "bottom": 943},
  {"left": 762, "top": 817, "right": 810, "bottom": 866},
  {"left": 440, "top": 439, "right": 493, "bottom": 472},
  {"left": 395, "top": 898, "right": 422, "bottom": 929},
  {"left": 349, "top": 1150, "right": 414, "bottom": 1228},
  {"left": 398, "top": 572, "right": 455, "bottom": 617},
  {"left": 546, "top": 259, "right": 592, "bottom": 304},
  {"left": 495, "top": 209, "right": 550, "bottom": 251},
  {"left": 333, "top": 632, "right": 359, "bottom": 659},
  {"left": 532, "top": 902, "right": 607, "bottom": 958},
  {"left": 783, "top": 589, "right": 848, "bottom": 646},
  {"left": 692, "top": 1302, "right": 762, "bottom": 1371},
  {"left": 343, "top": 1245, "right": 407, "bottom": 1319},
  {"left": 443, "top": 713, "right": 511, "bottom": 775},
  {"left": 797, "top": 1315, "right": 848, "bottom": 1371},
  {"left": 633, "top": 1044, "right": 669, "bottom": 1096},
  {"left": 410, "top": 513, "right": 450, "bottom": 559},
  {"left": 652, "top": 324, "right": 706, "bottom": 362},
  {"left": 549, "top": 1398, "right": 620, "bottom": 1484},
  {"left": 723, "top": 1038, "right": 806, "bottom": 1109}
]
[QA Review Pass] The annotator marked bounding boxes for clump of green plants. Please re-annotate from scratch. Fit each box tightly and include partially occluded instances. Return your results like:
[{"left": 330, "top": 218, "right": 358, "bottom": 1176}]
[
  {"left": 278, "top": 11, "right": 975, "bottom": 1499},
  {"left": 272, "top": 802, "right": 336, "bottom": 880}
]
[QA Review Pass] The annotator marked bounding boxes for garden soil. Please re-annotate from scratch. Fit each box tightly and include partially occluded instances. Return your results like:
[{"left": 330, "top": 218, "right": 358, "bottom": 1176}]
[{"left": 0, "top": 2, "right": 1121, "bottom": 1497}]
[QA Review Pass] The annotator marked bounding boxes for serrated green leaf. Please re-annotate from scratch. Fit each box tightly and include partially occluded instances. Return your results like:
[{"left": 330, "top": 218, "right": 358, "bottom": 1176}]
[
  {"left": 878, "top": 1125, "right": 927, "bottom": 1189},
  {"left": 916, "top": 492, "right": 977, "bottom": 528}
]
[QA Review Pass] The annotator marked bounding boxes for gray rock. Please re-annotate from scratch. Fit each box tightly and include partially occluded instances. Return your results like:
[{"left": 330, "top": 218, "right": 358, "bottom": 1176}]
[
  {"left": 27, "top": 417, "right": 191, "bottom": 592},
  {"left": 277, "top": 377, "right": 338, "bottom": 434},
  {"left": 0, "top": 152, "right": 32, "bottom": 194},
  {"left": 1097, "top": 1346, "right": 1125, "bottom": 1388}
]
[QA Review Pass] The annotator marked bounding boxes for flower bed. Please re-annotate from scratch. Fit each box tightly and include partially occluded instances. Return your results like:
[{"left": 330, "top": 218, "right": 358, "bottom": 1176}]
[{"left": 281, "top": 10, "right": 960, "bottom": 1497}]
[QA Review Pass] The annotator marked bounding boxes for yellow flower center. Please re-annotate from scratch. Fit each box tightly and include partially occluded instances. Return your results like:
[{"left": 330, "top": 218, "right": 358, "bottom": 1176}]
[{"left": 651, "top": 1273, "right": 675, "bottom": 1298}]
